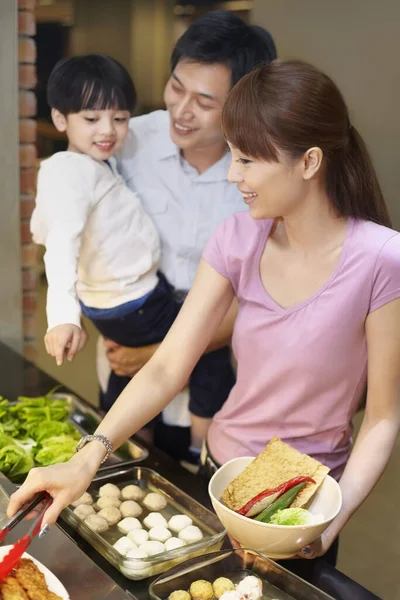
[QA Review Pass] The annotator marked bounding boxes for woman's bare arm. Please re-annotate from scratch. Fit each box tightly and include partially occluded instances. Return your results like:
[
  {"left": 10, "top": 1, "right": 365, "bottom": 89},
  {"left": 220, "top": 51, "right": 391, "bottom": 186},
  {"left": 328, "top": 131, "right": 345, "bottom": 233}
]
[{"left": 307, "top": 298, "right": 400, "bottom": 556}]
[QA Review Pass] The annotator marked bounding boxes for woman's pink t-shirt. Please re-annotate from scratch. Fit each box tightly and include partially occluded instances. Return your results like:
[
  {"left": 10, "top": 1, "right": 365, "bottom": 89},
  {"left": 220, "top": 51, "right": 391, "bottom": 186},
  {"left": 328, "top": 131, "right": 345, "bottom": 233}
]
[{"left": 203, "top": 212, "right": 400, "bottom": 476}]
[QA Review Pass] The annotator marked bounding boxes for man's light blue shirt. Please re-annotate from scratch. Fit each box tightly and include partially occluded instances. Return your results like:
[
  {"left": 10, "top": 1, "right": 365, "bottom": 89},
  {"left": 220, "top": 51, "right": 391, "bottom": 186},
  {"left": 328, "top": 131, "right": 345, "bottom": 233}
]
[{"left": 117, "top": 110, "right": 246, "bottom": 291}]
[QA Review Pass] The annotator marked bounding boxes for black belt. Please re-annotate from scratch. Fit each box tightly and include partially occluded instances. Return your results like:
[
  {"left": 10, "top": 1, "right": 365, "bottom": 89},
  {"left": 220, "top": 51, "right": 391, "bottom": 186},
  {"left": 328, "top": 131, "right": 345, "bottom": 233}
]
[{"left": 199, "top": 439, "right": 221, "bottom": 482}]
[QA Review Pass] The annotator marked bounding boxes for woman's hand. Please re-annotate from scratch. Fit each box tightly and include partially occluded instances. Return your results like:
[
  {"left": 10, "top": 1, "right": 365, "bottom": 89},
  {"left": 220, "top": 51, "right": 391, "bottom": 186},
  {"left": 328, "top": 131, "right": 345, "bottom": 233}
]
[
  {"left": 297, "top": 530, "right": 335, "bottom": 559},
  {"left": 7, "top": 443, "right": 105, "bottom": 527},
  {"left": 104, "top": 339, "right": 159, "bottom": 377}
]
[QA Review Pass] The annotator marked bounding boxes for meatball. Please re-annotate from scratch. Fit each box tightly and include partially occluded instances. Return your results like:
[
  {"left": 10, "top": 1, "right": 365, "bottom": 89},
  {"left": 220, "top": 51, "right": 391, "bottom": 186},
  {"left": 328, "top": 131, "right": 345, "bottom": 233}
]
[
  {"left": 148, "top": 526, "right": 172, "bottom": 543},
  {"left": 143, "top": 492, "right": 167, "bottom": 511},
  {"left": 169, "top": 591, "right": 191, "bottom": 600},
  {"left": 189, "top": 580, "right": 214, "bottom": 600},
  {"left": 139, "top": 540, "right": 165, "bottom": 556},
  {"left": 143, "top": 512, "right": 167, "bottom": 529},
  {"left": 121, "top": 484, "right": 144, "bottom": 501},
  {"left": 96, "top": 496, "right": 121, "bottom": 510},
  {"left": 73, "top": 504, "right": 95, "bottom": 519},
  {"left": 168, "top": 514, "right": 192, "bottom": 534},
  {"left": 219, "top": 592, "right": 241, "bottom": 600},
  {"left": 84, "top": 514, "right": 109, "bottom": 533},
  {"left": 121, "top": 547, "right": 152, "bottom": 579},
  {"left": 213, "top": 578, "right": 235, "bottom": 599},
  {"left": 99, "top": 483, "right": 121, "bottom": 498},
  {"left": 71, "top": 492, "right": 93, "bottom": 507},
  {"left": 236, "top": 576, "right": 262, "bottom": 600},
  {"left": 113, "top": 536, "right": 137, "bottom": 556},
  {"left": 117, "top": 517, "right": 142, "bottom": 534},
  {"left": 178, "top": 525, "right": 203, "bottom": 544},
  {"left": 97, "top": 507, "right": 122, "bottom": 526},
  {"left": 128, "top": 529, "right": 149, "bottom": 546},
  {"left": 120, "top": 500, "right": 142, "bottom": 519},
  {"left": 165, "top": 537, "right": 186, "bottom": 552}
]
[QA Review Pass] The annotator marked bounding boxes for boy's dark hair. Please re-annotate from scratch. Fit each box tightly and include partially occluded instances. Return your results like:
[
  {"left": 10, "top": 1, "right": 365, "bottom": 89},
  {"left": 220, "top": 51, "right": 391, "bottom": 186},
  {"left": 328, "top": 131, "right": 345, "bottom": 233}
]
[
  {"left": 171, "top": 11, "right": 277, "bottom": 87},
  {"left": 47, "top": 54, "right": 136, "bottom": 116}
]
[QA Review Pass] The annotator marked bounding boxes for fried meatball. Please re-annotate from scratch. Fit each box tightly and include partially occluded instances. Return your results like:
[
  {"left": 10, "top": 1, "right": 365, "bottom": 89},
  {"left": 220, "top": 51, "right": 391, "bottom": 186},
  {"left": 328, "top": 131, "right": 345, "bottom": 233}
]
[
  {"left": 121, "top": 484, "right": 144, "bottom": 501},
  {"left": 213, "top": 578, "right": 235, "bottom": 599},
  {"left": 71, "top": 492, "right": 93, "bottom": 507},
  {"left": 84, "top": 514, "right": 109, "bottom": 532},
  {"left": 143, "top": 492, "right": 167, "bottom": 511},
  {"left": 73, "top": 504, "right": 95, "bottom": 519},
  {"left": 189, "top": 580, "right": 214, "bottom": 600},
  {"left": 120, "top": 500, "right": 142, "bottom": 518},
  {"left": 99, "top": 483, "right": 121, "bottom": 498},
  {"left": 169, "top": 591, "right": 191, "bottom": 600},
  {"left": 96, "top": 496, "right": 121, "bottom": 510},
  {"left": 97, "top": 507, "right": 122, "bottom": 526}
]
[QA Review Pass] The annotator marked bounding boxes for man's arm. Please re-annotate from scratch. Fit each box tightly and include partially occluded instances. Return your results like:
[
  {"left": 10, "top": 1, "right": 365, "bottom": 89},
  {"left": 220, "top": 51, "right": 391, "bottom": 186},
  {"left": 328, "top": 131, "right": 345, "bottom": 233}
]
[{"left": 104, "top": 298, "right": 238, "bottom": 378}]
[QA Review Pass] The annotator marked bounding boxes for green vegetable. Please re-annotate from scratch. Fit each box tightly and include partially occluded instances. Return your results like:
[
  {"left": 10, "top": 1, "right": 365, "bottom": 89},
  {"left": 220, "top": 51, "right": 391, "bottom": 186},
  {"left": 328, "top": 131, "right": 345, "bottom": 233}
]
[
  {"left": 28, "top": 420, "right": 80, "bottom": 444},
  {"left": 0, "top": 433, "right": 34, "bottom": 480},
  {"left": 34, "top": 435, "right": 78, "bottom": 466},
  {"left": 11, "top": 398, "right": 69, "bottom": 423},
  {"left": 0, "top": 389, "right": 82, "bottom": 480},
  {"left": 254, "top": 482, "right": 307, "bottom": 523},
  {"left": 269, "top": 507, "right": 312, "bottom": 526},
  {"left": 0, "top": 397, "right": 9, "bottom": 420}
]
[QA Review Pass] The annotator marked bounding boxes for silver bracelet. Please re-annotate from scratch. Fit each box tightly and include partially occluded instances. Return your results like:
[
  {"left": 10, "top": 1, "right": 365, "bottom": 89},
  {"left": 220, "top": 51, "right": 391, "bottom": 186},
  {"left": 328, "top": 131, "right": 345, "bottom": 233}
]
[{"left": 76, "top": 434, "right": 112, "bottom": 464}]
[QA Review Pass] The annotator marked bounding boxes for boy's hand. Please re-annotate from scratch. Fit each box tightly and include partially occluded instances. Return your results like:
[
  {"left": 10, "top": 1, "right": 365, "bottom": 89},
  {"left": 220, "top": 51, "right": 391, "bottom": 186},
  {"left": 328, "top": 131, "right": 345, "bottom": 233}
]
[{"left": 45, "top": 324, "right": 85, "bottom": 366}]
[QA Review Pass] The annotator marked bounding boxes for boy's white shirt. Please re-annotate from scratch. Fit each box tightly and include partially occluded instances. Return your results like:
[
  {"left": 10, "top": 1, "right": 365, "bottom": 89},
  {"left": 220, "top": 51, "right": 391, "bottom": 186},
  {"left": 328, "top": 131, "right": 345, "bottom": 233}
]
[
  {"left": 31, "top": 152, "right": 160, "bottom": 330},
  {"left": 96, "top": 111, "right": 245, "bottom": 428}
]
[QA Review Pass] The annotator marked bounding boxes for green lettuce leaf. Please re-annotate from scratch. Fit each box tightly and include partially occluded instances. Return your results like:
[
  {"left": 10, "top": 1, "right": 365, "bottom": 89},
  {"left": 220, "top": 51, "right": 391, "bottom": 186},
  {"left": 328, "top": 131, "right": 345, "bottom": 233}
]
[
  {"left": 269, "top": 508, "right": 313, "bottom": 526},
  {"left": 0, "top": 434, "right": 34, "bottom": 481},
  {"left": 34, "top": 435, "right": 78, "bottom": 466},
  {"left": 27, "top": 420, "right": 80, "bottom": 444}
]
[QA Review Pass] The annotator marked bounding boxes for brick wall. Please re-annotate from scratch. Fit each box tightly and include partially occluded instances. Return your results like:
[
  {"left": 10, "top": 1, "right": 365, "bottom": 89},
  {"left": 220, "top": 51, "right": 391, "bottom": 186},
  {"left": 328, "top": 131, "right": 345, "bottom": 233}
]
[{"left": 18, "top": 0, "right": 37, "bottom": 361}]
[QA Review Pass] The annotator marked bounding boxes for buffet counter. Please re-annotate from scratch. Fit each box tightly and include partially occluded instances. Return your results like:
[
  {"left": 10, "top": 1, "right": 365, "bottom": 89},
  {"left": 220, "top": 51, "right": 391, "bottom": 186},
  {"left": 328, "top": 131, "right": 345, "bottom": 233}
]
[{"left": 0, "top": 343, "right": 381, "bottom": 600}]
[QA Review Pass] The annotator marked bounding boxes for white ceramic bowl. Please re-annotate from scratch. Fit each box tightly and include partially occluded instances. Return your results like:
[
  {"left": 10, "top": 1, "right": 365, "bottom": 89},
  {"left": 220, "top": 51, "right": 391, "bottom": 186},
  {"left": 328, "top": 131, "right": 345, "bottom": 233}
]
[{"left": 209, "top": 457, "right": 342, "bottom": 559}]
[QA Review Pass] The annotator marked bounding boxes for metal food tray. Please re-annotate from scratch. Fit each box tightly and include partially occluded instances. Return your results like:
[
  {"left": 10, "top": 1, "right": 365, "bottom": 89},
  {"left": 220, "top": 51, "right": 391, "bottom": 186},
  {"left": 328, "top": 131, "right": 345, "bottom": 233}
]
[
  {"left": 62, "top": 465, "right": 226, "bottom": 581},
  {"left": 149, "top": 549, "right": 335, "bottom": 600},
  {"left": 50, "top": 393, "right": 148, "bottom": 465}
]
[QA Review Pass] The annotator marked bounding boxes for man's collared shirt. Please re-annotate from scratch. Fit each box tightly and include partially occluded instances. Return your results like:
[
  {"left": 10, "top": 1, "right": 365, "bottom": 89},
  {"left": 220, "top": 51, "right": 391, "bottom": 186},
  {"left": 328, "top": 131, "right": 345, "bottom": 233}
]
[{"left": 117, "top": 110, "right": 246, "bottom": 291}]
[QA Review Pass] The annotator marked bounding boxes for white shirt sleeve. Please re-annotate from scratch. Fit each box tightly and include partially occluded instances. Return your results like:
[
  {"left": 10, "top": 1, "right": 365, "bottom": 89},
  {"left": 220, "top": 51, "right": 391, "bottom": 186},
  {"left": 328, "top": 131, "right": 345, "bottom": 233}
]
[{"left": 33, "top": 155, "right": 95, "bottom": 330}]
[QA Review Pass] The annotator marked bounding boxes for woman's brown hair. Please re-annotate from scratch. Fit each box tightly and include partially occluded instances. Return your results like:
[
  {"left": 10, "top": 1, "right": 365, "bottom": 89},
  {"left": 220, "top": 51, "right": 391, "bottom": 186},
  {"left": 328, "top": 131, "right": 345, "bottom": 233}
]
[{"left": 222, "top": 59, "right": 391, "bottom": 227}]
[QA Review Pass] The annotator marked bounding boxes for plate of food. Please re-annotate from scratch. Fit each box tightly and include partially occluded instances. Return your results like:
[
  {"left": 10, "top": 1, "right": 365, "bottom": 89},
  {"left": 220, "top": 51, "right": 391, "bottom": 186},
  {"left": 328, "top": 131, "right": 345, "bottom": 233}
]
[
  {"left": 0, "top": 548, "right": 70, "bottom": 599},
  {"left": 149, "top": 548, "right": 335, "bottom": 600},
  {"left": 208, "top": 437, "right": 342, "bottom": 559}
]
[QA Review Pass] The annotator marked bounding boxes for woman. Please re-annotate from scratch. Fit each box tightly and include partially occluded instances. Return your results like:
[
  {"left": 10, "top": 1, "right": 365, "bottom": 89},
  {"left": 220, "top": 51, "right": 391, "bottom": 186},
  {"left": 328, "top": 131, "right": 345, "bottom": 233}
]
[{"left": 9, "top": 60, "right": 400, "bottom": 565}]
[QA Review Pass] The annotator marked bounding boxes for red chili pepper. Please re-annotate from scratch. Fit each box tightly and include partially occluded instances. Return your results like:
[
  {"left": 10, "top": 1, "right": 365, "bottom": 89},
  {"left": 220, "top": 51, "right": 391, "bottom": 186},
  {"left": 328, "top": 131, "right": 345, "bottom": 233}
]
[{"left": 236, "top": 475, "right": 316, "bottom": 517}]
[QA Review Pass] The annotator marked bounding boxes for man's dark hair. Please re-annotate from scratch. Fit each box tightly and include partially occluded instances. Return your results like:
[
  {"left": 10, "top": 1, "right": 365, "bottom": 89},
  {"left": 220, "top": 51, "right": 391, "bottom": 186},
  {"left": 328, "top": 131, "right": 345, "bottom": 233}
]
[
  {"left": 47, "top": 54, "right": 136, "bottom": 116},
  {"left": 171, "top": 11, "right": 277, "bottom": 87}
]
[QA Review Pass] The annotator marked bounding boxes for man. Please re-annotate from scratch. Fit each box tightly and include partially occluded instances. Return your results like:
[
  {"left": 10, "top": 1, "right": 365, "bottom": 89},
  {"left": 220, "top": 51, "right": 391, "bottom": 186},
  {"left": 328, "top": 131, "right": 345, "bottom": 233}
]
[{"left": 97, "top": 10, "right": 277, "bottom": 466}]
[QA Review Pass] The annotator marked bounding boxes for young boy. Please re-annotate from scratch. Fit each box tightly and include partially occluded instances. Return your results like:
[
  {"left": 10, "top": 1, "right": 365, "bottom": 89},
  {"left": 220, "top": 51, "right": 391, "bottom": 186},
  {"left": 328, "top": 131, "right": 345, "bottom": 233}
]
[{"left": 31, "top": 54, "right": 233, "bottom": 459}]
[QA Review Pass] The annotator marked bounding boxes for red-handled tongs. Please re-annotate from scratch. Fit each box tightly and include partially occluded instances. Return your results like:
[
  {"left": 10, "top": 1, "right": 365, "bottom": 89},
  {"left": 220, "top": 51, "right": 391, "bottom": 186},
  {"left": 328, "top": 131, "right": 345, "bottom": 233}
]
[{"left": 0, "top": 491, "right": 52, "bottom": 581}]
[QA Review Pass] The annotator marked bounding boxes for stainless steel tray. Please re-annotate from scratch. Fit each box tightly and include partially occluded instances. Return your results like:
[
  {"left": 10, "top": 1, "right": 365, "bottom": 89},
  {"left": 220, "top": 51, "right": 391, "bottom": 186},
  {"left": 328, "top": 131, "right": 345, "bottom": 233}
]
[
  {"left": 149, "top": 549, "right": 335, "bottom": 600},
  {"left": 62, "top": 465, "right": 226, "bottom": 580},
  {"left": 51, "top": 393, "right": 148, "bottom": 465}
]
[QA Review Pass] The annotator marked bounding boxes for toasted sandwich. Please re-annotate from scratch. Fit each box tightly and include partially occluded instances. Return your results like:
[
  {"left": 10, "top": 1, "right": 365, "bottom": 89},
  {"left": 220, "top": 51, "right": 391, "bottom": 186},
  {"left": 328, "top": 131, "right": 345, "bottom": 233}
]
[{"left": 222, "top": 437, "right": 330, "bottom": 517}]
